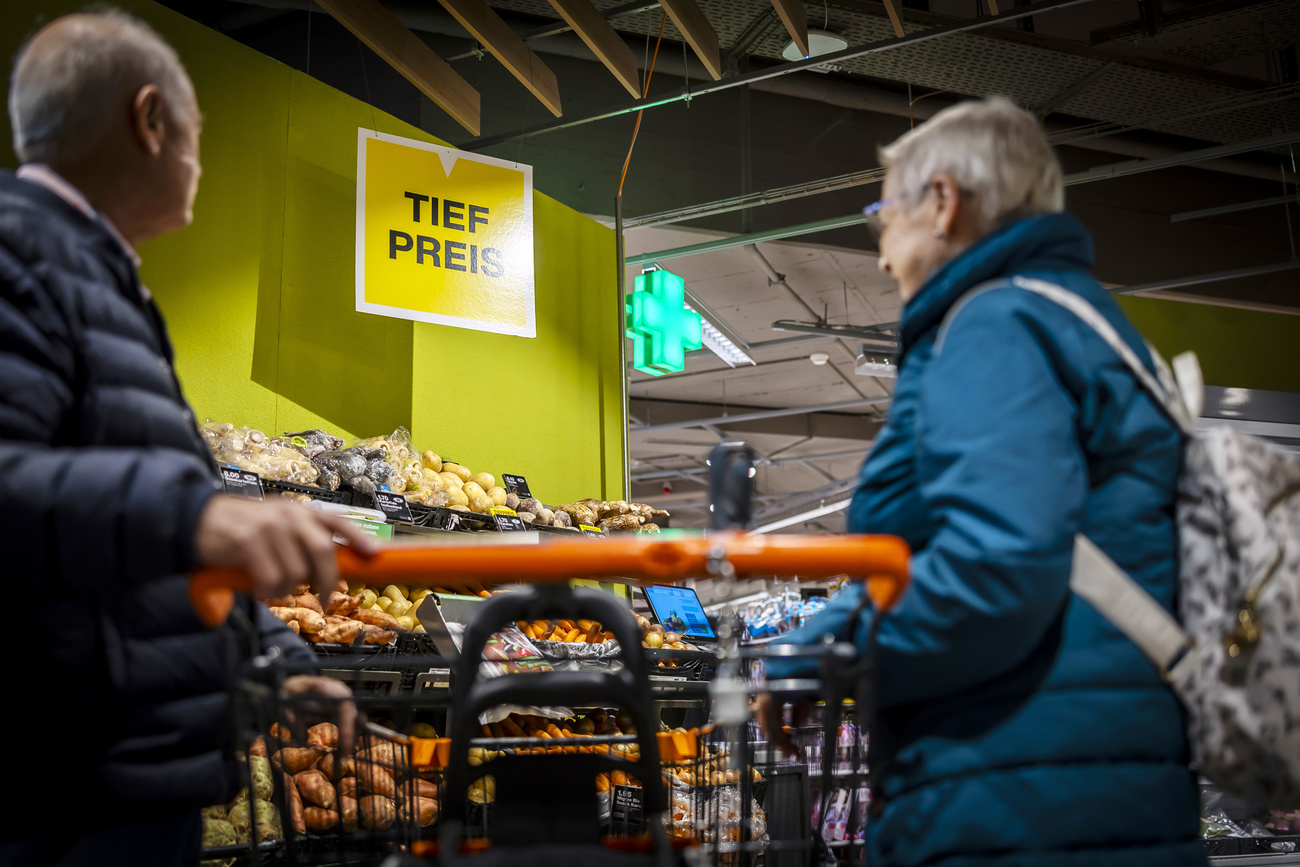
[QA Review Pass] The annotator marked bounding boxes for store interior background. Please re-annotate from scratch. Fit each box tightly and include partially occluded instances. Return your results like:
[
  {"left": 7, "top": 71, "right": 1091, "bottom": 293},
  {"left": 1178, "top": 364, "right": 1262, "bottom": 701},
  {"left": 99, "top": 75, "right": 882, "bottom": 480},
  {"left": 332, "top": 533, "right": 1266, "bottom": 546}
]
[{"left": 4, "top": 0, "right": 1300, "bottom": 530}]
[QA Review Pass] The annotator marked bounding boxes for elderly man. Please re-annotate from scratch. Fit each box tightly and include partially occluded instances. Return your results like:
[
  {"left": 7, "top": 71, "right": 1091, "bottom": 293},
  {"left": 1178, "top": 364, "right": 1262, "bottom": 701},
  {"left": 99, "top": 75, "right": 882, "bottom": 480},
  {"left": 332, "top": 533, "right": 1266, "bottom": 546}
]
[{"left": 0, "top": 10, "right": 371, "bottom": 864}]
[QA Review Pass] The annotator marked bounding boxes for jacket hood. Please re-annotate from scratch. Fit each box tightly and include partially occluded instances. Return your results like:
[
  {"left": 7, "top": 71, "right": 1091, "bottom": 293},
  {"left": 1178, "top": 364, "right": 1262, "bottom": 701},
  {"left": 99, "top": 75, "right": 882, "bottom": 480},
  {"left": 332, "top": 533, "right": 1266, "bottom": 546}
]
[{"left": 897, "top": 212, "right": 1094, "bottom": 362}]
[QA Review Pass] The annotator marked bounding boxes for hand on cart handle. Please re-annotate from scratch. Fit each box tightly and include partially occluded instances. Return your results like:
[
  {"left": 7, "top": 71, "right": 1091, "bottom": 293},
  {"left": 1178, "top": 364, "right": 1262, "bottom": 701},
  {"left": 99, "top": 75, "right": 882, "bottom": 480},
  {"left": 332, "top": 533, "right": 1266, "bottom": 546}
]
[
  {"left": 194, "top": 495, "right": 379, "bottom": 602},
  {"left": 189, "top": 532, "right": 910, "bottom": 627}
]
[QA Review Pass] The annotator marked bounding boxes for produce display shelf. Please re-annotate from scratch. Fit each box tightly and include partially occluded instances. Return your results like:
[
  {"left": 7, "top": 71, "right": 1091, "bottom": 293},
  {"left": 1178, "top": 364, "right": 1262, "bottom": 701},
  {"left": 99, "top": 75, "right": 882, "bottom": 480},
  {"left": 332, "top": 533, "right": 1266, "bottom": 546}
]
[{"left": 261, "top": 477, "right": 352, "bottom": 505}]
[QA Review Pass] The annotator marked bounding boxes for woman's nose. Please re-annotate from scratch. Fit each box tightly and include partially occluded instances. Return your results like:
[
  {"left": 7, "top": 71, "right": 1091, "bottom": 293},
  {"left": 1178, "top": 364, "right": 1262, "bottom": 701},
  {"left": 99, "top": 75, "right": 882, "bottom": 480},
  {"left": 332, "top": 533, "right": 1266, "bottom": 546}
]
[{"left": 878, "top": 256, "right": 892, "bottom": 274}]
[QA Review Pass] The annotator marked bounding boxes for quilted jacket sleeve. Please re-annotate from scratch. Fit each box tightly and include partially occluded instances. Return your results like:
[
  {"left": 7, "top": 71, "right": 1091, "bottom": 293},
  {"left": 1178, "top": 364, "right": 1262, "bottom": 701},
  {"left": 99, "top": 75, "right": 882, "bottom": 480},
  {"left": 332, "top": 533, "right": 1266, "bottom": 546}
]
[
  {"left": 0, "top": 240, "right": 221, "bottom": 589},
  {"left": 767, "top": 290, "right": 1086, "bottom": 702}
]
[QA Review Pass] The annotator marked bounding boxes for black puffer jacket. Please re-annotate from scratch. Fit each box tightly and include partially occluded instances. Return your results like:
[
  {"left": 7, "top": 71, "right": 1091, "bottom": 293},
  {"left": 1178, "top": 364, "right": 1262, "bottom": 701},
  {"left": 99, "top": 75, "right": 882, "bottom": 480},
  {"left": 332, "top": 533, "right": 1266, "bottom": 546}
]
[{"left": 0, "top": 171, "right": 311, "bottom": 829}]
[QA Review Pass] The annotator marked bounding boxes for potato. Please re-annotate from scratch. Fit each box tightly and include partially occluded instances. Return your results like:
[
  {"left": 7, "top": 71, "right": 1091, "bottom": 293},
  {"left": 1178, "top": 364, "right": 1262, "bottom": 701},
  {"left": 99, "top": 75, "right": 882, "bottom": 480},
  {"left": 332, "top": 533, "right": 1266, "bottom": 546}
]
[
  {"left": 340, "top": 795, "right": 359, "bottom": 832},
  {"left": 470, "top": 472, "right": 495, "bottom": 491},
  {"left": 468, "top": 494, "right": 493, "bottom": 514},
  {"left": 449, "top": 505, "right": 470, "bottom": 512},
  {"left": 443, "top": 462, "right": 472, "bottom": 482},
  {"left": 295, "top": 769, "right": 337, "bottom": 809},
  {"left": 461, "top": 481, "right": 486, "bottom": 500},
  {"left": 421, "top": 451, "right": 442, "bottom": 473},
  {"left": 410, "top": 588, "right": 432, "bottom": 602},
  {"left": 487, "top": 486, "right": 508, "bottom": 506},
  {"left": 375, "top": 596, "right": 393, "bottom": 612},
  {"left": 394, "top": 614, "right": 415, "bottom": 631},
  {"left": 359, "top": 795, "right": 397, "bottom": 831},
  {"left": 359, "top": 588, "right": 378, "bottom": 609},
  {"left": 383, "top": 585, "right": 407, "bottom": 603},
  {"left": 307, "top": 723, "right": 339, "bottom": 750},
  {"left": 304, "top": 807, "right": 339, "bottom": 833},
  {"left": 446, "top": 488, "right": 470, "bottom": 507},
  {"left": 388, "top": 598, "right": 412, "bottom": 617}
]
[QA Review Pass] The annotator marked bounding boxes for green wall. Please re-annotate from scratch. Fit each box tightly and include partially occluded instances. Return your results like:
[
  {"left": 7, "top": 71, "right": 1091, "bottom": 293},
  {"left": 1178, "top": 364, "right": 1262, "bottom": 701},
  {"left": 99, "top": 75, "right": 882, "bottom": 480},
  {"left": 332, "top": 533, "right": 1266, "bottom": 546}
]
[
  {"left": 1, "top": 0, "right": 625, "bottom": 502},
  {"left": 1119, "top": 297, "right": 1300, "bottom": 394}
]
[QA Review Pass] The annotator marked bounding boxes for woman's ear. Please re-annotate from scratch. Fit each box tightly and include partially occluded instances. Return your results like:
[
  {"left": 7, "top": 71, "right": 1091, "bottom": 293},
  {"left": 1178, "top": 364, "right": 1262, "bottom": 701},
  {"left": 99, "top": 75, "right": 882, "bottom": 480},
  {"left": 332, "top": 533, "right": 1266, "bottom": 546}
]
[{"left": 929, "top": 173, "right": 965, "bottom": 240}]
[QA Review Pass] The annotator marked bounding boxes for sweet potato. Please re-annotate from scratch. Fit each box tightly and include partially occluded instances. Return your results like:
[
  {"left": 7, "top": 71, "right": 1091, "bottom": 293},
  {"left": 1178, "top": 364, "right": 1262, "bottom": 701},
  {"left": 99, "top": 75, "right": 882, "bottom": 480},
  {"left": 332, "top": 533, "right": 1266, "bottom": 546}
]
[
  {"left": 295, "top": 769, "right": 337, "bottom": 809},
  {"left": 304, "top": 807, "right": 339, "bottom": 833},
  {"left": 282, "top": 771, "right": 306, "bottom": 835},
  {"left": 275, "top": 746, "right": 328, "bottom": 774},
  {"left": 355, "top": 761, "right": 396, "bottom": 798},
  {"left": 307, "top": 723, "right": 339, "bottom": 750},
  {"left": 317, "top": 753, "right": 354, "bottom": 780},
  {"left": 399, "top": 795, "right": 438, "bottom": 827},
  {"left": 268, "top": 606, "right": 325, "bottom": 634},
  {"left": 357, "top": 742, "right": 404, "bottom": 769},
  {"left": 338, "top": 777, "right": 358, "bottom": 799},
  {"left": 359, "top": 795, "right": 396, "bottom": 831},
  {"left": 265, "top": 596, "right": 295, "bottom": 608},
  {"left": 314, "top": 620, "right": 364, "bottom": 645},
  {"left": 339, "top": 796, "right": 359, "bottom": 832},
  {"left": 269, "top": 723, "right": 293, "bottom": 745},
  {"left": 351, "top": 608, "right": 400, "bottom": 631},
  {"left": 287, "top": 620, "right": 300, "bottom": 635},
  {"left": 325, "top": 591, "right": 362, "bottom": 616},
  {"left": 293, "top": 594, "right": 324, "bottom": 615},
  {"left": 360, "top": 625, "right": 396, "bottom": 646},
  {"left": 249, "top": 737, "right": 268, "bottom": 758}
]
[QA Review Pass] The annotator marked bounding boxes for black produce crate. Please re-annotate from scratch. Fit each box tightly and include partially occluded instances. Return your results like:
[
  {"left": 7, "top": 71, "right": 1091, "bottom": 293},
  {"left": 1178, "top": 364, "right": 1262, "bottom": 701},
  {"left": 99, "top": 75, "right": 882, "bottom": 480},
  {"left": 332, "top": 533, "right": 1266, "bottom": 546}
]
[
  {"left": 409, "top": 503, "right": 498, "bottom": 532},
  {"left": 262, "top": 478, "right": 352, "bottom": 505}
]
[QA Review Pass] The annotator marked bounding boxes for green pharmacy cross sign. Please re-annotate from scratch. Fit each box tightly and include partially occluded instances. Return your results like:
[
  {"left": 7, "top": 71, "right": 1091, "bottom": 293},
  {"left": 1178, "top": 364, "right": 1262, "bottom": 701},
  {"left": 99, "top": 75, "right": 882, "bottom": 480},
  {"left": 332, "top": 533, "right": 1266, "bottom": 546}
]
[{"left": 626, "top": 269, "right": 702, "bottom": 376}]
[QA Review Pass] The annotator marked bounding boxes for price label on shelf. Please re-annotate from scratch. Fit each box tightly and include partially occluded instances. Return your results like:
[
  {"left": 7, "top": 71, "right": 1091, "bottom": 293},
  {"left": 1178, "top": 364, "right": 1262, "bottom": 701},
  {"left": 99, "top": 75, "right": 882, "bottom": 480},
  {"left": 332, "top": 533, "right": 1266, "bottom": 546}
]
[
  {"left": 501, "top": 474, "right": 532, "bottom": 497},
  {"left": 220, "top": 466, "right": 264, "bottom": 500},
  {"left": 578, "top": 524, "right": 605, "bottom": 538},
  {"left": 491, "top": 506, "right": 528, "bottom": 533},
  {"left": 374, "top": 489, "right": 413, "bottom": 523},
  {"left": 611, "top": 785, "right": 644, "bottom": 831}
]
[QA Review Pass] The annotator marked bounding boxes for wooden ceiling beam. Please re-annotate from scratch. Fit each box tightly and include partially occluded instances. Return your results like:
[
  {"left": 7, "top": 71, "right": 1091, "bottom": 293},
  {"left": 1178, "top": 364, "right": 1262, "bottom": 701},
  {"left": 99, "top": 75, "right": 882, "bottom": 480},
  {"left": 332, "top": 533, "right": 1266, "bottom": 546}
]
[
  {"left": 545, "top": 0, "right": 643, "bottom": 97},
  {"left": 770, "top": 0, "right": 809, "bottom": 58},
  {"left": 314, "top": 0, "right": 481, "bottom": 134},
  {"left": 880, "top": 0, "right": 906, "bottom": 37},
  {"left": 434, "top": 0, "right": 563, "bottom": 116},
  {"left": 657, "top": 0, "right": 723, "bottom": 81}
]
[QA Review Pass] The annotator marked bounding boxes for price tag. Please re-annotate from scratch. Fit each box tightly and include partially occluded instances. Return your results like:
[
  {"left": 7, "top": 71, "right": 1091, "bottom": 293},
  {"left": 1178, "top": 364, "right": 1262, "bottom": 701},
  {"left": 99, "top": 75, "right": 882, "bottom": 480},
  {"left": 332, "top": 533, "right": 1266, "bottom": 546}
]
[
  {"left": 221, "top": 466, "right": 264, "bottom": 500},
  {"left": 373, "top": 489, "right": 413, "bottom": 523},
  {"left": 611, "top": 785, "right": 645, "bottom": 831},
  {"left": 491, "top": 506, "right": 528, "bottom": 533},
  {"left": 501, "top": 474, "right": 532, "bottom": 498},
  {"left": 579, "top": 524, "right": 605, "bottom": 538}
]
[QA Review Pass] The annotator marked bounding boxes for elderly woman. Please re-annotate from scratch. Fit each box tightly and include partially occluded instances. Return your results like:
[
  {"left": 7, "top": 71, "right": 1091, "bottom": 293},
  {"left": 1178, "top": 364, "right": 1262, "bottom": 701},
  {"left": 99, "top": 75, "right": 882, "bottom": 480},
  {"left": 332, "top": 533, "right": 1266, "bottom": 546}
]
[{"left": 762, "top": 98, "right": 1203, "bottom": 866}]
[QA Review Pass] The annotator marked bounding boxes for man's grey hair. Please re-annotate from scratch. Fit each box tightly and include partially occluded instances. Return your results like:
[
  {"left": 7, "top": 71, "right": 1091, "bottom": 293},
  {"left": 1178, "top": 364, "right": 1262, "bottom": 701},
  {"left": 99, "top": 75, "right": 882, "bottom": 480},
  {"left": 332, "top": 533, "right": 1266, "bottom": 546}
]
[
  {"left": 8, "top": 8, "right": 194, "bottom": 164},
  {"left": 879, "top": 96, "right": 1064, "bottom": 233}
]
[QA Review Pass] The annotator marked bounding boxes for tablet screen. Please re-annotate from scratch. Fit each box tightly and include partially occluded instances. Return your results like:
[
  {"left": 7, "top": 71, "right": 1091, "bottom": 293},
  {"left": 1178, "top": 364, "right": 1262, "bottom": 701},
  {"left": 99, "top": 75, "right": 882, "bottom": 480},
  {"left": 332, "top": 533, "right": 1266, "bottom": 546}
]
[{"left": 643, "top": 585, "right": 715, "bottom": 639}]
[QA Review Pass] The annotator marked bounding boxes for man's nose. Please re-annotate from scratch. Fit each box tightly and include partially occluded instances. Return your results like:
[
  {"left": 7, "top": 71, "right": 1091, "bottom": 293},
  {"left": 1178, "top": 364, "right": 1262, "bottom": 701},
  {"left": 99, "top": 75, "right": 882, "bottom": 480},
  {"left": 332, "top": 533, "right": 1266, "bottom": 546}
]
[{"left": 877, "top": 256, "right": 892, "bottom": 274}]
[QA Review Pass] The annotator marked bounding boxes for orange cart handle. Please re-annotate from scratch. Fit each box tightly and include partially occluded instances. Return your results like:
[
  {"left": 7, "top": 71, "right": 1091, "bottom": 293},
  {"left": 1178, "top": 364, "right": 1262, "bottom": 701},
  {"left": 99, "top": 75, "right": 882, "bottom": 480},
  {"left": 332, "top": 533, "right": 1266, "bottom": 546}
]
[{"left": 189, "top": 532, "right": 910, "bottom": 627}]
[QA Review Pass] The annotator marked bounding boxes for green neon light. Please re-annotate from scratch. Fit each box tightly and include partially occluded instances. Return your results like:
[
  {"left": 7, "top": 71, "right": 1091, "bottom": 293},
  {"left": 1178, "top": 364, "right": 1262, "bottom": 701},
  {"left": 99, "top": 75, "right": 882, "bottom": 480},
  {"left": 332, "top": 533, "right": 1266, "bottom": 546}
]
[{"left": 626, "top": 269, "right": 702, "bottom": 376}]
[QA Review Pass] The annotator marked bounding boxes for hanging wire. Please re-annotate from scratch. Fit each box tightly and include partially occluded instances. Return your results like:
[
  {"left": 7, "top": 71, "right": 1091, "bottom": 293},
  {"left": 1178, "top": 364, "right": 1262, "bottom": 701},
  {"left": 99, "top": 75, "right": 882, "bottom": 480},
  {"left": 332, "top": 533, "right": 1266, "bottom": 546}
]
[
  {"left": 1285, "top": 161, "right": 1298, "bottom": 261},
  {"left": 305, "top": 8, "right": 312, "bottom": 76},
  {"left": 618, "top": 13, "right": 669, "bottom": 198}
]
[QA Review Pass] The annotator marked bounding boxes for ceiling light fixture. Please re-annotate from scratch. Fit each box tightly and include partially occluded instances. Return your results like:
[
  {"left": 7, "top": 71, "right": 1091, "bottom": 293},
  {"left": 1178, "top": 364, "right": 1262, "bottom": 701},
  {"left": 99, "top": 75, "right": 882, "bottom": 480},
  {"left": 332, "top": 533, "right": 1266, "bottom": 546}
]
[
  {"left": 687, "top": 302, "right": 756, "bottom": 368},
  {"left": 780, "top": 30, "right": 850, "bottom": 73},
  {"left": 810, "top": 351, "right": 830, "bottom": 366},
  {"left": 856, "top": 343, "right": 897, "bottom": 378}
]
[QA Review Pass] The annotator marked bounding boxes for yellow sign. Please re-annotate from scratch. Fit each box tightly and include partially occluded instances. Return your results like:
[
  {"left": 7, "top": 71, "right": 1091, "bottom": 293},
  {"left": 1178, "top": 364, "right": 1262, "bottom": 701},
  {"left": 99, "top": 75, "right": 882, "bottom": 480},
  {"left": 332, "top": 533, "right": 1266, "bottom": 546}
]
[{"left": 355, "top": 129, "right": 535, "bottom": 337}]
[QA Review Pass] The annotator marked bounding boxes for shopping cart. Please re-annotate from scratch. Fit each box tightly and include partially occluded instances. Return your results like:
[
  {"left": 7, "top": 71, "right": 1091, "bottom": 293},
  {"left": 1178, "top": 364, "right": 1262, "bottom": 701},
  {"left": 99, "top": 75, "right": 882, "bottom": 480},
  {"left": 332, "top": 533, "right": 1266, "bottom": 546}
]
[{"left": 192, "top": 531, "right": 909, "bottom": 867}]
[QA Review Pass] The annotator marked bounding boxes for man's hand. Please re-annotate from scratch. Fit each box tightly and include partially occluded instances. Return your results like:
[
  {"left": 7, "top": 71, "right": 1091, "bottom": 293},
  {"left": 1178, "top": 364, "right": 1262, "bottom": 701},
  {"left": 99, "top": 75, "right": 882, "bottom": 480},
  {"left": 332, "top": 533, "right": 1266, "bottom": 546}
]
[
  {"left": 282, "top": 675, "right": 360, "bottom": 753},
  {"left": 755, "top": 691, "right": 812, "bottom": 759},
  {"left": 195, "top": 495, "right": 379, "bottom": 600}
]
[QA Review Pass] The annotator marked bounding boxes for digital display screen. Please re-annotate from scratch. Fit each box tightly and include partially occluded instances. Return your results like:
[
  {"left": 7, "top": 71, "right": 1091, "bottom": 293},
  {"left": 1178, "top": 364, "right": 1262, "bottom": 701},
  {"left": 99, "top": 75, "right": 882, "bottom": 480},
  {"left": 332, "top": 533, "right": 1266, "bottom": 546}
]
[{"left": 643, "top": 585, "right": 715, "bottom": 639}]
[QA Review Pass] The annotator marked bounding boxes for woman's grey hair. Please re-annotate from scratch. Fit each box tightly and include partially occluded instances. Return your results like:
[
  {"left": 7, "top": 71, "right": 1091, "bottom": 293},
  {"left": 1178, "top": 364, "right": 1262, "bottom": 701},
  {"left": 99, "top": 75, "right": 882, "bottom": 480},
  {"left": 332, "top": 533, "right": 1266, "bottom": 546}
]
[
  {"left": 8, "top": 8, "right": 194, "bottom": 164},
  {"left": 879, "top": 96, "right": 1064, "bottom": 233}
]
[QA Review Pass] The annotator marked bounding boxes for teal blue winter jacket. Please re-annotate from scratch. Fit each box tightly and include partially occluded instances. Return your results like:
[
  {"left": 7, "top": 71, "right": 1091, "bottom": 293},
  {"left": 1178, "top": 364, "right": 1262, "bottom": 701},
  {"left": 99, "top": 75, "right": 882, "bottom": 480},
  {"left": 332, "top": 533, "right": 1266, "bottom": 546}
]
[{"left": 767, "top": 212, "right": 1204, "bottom": 866}]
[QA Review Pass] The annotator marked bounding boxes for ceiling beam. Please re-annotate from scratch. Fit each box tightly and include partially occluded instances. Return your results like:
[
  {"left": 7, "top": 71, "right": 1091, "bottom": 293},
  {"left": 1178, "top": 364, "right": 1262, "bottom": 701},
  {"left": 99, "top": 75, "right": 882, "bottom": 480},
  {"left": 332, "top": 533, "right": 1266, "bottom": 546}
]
[
  {"left": 313, "top": 0, "right": 481, "bottom": 134},
  {"left": 544, "top": 0, "right": 643, "bottom": 97},
  {"left": 770, "top": 0, "right": 809, "bottom": 57},
  {"left": 433, "top": 0, "right": 563, "bottom": 116},
  {"left": 460, "top": 0, "right": 1099, "bottom": 150},
  {"left": 880, "top": 0, "right": 906, "bottom": 37},
  {"left": 631, "top": 397, "right": 889, "bottom": 433},
  {"left": 631, "top": 398, "right": 884, "bottom": 440},
  {"left": 445, "top": 0, "right": 661, "bottom": 62},
  {"left": 657, "top": 0, "right": 723, "bottom": 80}
]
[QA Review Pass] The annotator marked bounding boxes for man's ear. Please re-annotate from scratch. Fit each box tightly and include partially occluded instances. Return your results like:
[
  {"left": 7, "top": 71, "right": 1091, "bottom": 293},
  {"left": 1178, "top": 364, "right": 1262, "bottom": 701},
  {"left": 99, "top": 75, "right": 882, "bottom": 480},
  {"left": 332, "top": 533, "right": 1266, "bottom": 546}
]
[
  {"left": 930, "top": 173, "right": 964, "bottom": 238},
  {"left": 130, "top": 84, "right": 166, "bottom": 157}
]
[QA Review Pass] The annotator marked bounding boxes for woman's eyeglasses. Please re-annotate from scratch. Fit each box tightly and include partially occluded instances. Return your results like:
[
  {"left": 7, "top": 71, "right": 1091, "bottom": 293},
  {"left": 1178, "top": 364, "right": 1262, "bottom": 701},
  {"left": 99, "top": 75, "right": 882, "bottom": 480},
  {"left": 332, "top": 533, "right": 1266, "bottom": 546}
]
[{"left": 862, "top": 184, "right": 974, "bottom": 242}]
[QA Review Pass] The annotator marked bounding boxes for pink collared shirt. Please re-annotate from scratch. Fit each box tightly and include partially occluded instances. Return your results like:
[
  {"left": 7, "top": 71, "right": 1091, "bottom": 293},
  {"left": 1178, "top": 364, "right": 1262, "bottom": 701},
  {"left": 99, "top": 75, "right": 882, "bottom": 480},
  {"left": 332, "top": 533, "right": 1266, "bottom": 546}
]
[{"left": 16, "top": 164, "right": 146, "bottom": 275}]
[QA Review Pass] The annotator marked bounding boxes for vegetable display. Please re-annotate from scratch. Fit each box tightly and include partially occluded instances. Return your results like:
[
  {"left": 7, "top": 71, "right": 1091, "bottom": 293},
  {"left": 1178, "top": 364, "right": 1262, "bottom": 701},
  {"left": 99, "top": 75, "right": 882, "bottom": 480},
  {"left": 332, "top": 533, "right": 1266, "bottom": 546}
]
[{"left": 201, "top": 755, "right": 284, "bottom": 848}]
